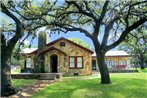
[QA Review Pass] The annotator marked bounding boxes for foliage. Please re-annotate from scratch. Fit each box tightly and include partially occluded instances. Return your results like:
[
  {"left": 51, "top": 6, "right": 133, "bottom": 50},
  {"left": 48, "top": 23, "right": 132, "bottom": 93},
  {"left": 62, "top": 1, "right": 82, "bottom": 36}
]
[
  {"left": 50, "top": 0, "right": 147, "bottom": 84},
  {"left": 68, "top": 38, "right": 89, "bottom": 48},
  {"left": 118, "top": 26, "right": 147, "bottom": 69},
  {"left": 11, "top": 43, "right": 31, "bottom": 65},
  {"left": 1, "top": 0, "right": 56, "bottom": 96},
  {"left": 1, "top": 0, "right": 147, "bottom": 89},
  {"left": 31, "top": 73, "right": 147, "bottom": 98}
]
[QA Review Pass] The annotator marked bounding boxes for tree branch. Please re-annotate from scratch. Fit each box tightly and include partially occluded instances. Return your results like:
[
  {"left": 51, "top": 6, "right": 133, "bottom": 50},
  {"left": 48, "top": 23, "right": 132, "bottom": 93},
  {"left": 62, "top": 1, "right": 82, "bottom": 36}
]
[
  {"left": 106, "top": 17, "right": 147, "bottom": 51},
  {"left": 1, "top": 3, "right": 22, "bottom": 29},
  {"left": 92, "top": 1, "right": 109, "bottom": 37},
  {"left": 65, "top": 1, "right": 98, "bottom": 22},
  {"left": 53, "top": 22, "right": 92, "bottom": 38},
  {"left": 1, "top": 2, "right": 24, "bottom": 46},
  {"left": 101, "top": 16, "right": 120, "bottom": 48}
]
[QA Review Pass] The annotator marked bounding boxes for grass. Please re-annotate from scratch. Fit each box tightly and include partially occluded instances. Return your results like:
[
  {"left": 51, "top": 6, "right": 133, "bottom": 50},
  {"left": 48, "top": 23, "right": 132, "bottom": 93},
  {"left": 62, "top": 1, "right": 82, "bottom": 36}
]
[
  {"left": 11, "top": 68, "right": 21, "bottom": 74},
  {"left": 31, "top": 73, "right": 147, "bottom": 98},
  {"left": 137, "top": 68, "right": 147, "bottom": 73},
  {"left": 12, "top": 79, "right": 35, "bottom": 87}
]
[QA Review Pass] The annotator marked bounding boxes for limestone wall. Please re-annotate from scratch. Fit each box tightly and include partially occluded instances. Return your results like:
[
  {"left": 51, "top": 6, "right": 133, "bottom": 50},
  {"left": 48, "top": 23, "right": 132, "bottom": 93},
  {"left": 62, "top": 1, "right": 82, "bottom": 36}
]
[
  {"left": 45, "top": 39, "right": 92, "bottom": 76},
  {"left": 22, "top": 39, "right": 93, "bottom": 76}
]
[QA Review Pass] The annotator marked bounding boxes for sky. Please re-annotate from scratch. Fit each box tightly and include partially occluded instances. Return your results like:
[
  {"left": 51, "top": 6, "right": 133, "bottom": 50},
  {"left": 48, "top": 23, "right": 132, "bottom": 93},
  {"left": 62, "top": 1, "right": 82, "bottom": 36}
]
[
  {"left": 0, "top": 12, "right": 117, "bottom": 51},
  {"left": 0, "top": 0, "right": 119, "bottom": 51},
  {"left": 27, "top": 29, "right": 95, "bottom": 49}
]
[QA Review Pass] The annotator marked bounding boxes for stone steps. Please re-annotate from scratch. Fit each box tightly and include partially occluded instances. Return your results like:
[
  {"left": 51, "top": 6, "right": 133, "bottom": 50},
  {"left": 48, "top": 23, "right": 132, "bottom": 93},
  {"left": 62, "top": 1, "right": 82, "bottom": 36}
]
[{"left": 39, "top": 74, "right": 56, "bottom": 80}]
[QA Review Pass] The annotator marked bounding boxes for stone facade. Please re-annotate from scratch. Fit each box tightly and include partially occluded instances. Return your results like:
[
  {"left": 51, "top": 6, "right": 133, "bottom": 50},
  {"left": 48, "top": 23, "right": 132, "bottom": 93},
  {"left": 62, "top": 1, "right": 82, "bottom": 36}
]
[
  {"left": 22, "top": 38, "right": 93, "bottom": 76},
  {"left": 21, "top": 38, "right": 130, "bottom": 75}
]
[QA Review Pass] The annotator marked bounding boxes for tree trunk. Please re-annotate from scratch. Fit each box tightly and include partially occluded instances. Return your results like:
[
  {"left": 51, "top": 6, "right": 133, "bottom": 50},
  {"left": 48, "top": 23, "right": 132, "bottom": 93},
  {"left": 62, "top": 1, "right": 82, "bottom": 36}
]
[
  {"left": 96, "top": 51, "right": 111, "bottom": 84},
  {"left": 1, "top": 45, "right": 18, "bottom": 96},
  {"left": 140, "top": 60, "right": 145, "bottom": 69},
  {"left": 92, "top": 38, "right": 111, "bottom": 84},
  {"left": 1, "top": 32, "right": 23, "bottom": 96},
  {"left": 1, "top": 2, "right": 24, "bottom": 96},
  {"left": 140, "top": 55, "right": 145, "bottom": 69}
]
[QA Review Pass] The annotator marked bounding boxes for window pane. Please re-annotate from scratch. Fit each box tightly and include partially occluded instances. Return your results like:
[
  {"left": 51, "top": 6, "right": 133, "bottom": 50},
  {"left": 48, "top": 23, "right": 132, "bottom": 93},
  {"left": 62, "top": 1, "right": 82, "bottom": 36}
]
[
  {"left": 27, "top": 58, "right": 31, "bottom": 63},
  {"left": 70, "top": 58, "right": 74, "bottom": 62},
  {"left": 26, "top": 58, "right": 32, "bottom": 68},
  {"left": 77, "top": 57, "right": 82, "bottom": 62},
  {"left": 122, "top": 60, "right": 127, "bottom": 65},
  {"left": 60, "top": 42, "right": 65, "bottom": 47},
  {"left": 77, "top": 62, "right": 82, "bottom": 68},
  {"left": 70, "top": 63, "right": 74, "bottom": 68},
  {"left": 119, "top": 60, "right": 123, "bottom": 65}
]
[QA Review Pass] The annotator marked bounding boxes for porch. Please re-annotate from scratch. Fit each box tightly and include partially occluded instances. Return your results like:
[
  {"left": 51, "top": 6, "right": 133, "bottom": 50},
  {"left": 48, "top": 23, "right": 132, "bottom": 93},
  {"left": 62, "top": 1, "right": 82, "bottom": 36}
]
[{"left": 11, "top": 73, "right": 63, "bottom": 80}]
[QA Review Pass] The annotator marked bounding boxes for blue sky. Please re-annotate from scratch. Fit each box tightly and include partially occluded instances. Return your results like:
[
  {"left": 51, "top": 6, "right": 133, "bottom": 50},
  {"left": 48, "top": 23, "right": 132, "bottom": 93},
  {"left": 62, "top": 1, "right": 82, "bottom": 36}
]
[
  {"left": 0, "top": 7, "right": 94, "bottom": 50},
  {"left": 29, "top": 30, "right": 94, "bottom": 49},
  {"left": 0, "top": 0, "right": 119, "bottom": 51}
]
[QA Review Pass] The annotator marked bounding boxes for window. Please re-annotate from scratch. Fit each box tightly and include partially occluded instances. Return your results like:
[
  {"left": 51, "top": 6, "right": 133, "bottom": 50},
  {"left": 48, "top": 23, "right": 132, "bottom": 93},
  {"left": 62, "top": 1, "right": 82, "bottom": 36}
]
[
  {"left": 77, "top": 57, "right": 82, "bottom": 68},
  {"left": 106, "top": 60, "right": 115, "bottom": 68},
  {"left": 69, "top": 57, "right": 83, "bottom": 68},
  {"left": 69, "top": 57, "right": 75, "bottom": 68},
  {"left": 60, "top": 42, "right": 65, "bottom": 47},
  {"left": 26, "top": 58, "right": 32, "bottom": 68},
  {"left": 119, "top": 60, "right": 127, "bottom": 65}
]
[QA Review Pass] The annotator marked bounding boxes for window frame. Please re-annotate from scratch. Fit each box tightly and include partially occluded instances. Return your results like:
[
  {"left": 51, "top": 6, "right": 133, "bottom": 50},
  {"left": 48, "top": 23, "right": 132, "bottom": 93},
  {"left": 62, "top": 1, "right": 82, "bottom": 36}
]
[
  {"left": 119, "top": 60, "right": 127, "bottom": 65},
  {"left": 26, "top": 58, "right": 32, "bottom": 68},
  {"left": 69, "top": 56, "right": 83, "bottom": 69},
  {"left": 106, "top": 60, "right": 115, "bottom": 68},
  {"left": 60, "top": 42, "right": 66, "bottom": 47}
]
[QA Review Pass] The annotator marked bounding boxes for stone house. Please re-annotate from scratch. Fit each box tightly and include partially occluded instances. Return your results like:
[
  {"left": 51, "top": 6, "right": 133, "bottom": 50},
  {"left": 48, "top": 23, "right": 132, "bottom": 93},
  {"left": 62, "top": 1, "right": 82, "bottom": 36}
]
[
  {"left": 21, "top": 37, "right": 93, "bottom": 76},
  {"left": 21, "top": 37, "right": 130, "bottom": 75}
]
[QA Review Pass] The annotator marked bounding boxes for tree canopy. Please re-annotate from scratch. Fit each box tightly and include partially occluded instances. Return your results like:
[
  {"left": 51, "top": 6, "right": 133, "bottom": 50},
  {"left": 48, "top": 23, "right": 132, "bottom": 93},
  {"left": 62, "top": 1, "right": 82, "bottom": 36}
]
[
  {"left": 1, "top": 0, "right": 147, "bottom": 96},
  {"left": 118, "top": 25, "right": 147, "bottom": 69},
  {"left": 50, "top": 0, "right": 147, "bottom": 84},
  {"left": 68, "top": 37, "right": 90, "bottom": 48}
]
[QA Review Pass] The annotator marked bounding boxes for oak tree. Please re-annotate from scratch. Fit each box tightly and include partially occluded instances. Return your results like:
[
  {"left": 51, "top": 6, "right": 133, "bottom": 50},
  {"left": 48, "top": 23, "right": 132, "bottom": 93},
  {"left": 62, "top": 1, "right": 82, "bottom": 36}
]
[
  {"left": 1, "top": 0, "right": 56, "bottom": 96},
  {"left": 51, "top": 0, "right": 147, "bottom": 84}
]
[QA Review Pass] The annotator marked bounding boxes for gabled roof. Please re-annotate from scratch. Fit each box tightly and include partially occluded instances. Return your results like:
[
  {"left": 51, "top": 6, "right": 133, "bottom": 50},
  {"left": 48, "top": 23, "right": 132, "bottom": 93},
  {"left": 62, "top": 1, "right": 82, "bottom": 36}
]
[
  {"left": 92, "top": 50, "right": 129, "bottom": 57},
  {"left": 22, "top": 37, "right": 93, "bottom": 55},
  {"left": 46, "top": 37, "right": 93, "bottom": 54},
  {"left": 40, "top": 46, "right": 67, "bottom": 55}
]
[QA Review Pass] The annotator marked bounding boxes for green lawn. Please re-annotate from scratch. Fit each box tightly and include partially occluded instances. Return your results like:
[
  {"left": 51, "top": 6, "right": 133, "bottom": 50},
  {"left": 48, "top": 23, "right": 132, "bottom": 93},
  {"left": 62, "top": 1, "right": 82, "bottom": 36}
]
[
  {"left": 12, "top": 79, "right": 35, "bottom": 87},
  {"left": 31, "top": 73, "right": 147, "bottom": 98},
  {"left": 137, "top": 68, "right": 147, "bottom": 73},
  {"left": 11, "top": 68, "right": 21, "bottom": 74}
]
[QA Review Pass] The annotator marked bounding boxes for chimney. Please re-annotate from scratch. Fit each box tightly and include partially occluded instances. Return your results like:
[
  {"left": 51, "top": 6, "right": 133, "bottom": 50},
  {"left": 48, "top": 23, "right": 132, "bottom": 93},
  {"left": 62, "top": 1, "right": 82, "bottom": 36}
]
[
  {"left": 38, "top": 31, "right": 46, "bottom": 52},
  {"left": 34, "top": 31, "right": 46, "bottom": 73}
]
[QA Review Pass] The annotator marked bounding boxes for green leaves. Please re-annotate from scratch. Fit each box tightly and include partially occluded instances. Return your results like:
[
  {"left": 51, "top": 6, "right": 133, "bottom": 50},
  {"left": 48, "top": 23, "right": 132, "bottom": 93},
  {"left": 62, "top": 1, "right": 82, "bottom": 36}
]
[{"left": 68, "top": 37, "right": 90, "bottom": 48}]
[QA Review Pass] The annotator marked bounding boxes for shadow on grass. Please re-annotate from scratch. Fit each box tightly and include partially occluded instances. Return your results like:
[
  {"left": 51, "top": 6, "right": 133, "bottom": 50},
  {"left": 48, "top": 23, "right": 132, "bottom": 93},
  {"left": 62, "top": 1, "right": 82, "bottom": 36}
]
[{"left": 31, "top": 77, "right": 147, "bottom": 98}]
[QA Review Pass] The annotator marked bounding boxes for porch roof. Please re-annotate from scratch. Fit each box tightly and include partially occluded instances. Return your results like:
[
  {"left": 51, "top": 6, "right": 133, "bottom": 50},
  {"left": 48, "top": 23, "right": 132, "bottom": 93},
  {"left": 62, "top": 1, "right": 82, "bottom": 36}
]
[{"left": 40, "top": 46, "right": 67, "bottom": 55}]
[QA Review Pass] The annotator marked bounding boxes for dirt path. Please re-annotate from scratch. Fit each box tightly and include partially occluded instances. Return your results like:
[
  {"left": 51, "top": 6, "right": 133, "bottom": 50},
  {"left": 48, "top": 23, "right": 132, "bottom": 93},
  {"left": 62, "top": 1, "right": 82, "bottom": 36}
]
[{"left": 3, "top": 80, "right": 55, "bottom": 98}]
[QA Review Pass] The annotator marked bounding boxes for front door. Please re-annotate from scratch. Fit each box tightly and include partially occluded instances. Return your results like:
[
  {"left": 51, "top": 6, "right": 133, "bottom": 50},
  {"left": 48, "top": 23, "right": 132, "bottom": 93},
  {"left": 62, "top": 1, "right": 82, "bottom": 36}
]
[
  {"left": 50, "top": 54, "right": 58, "bottom": 73},
  {"left": 92, "top": 60, "right": 96, "bottom": 70}
]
